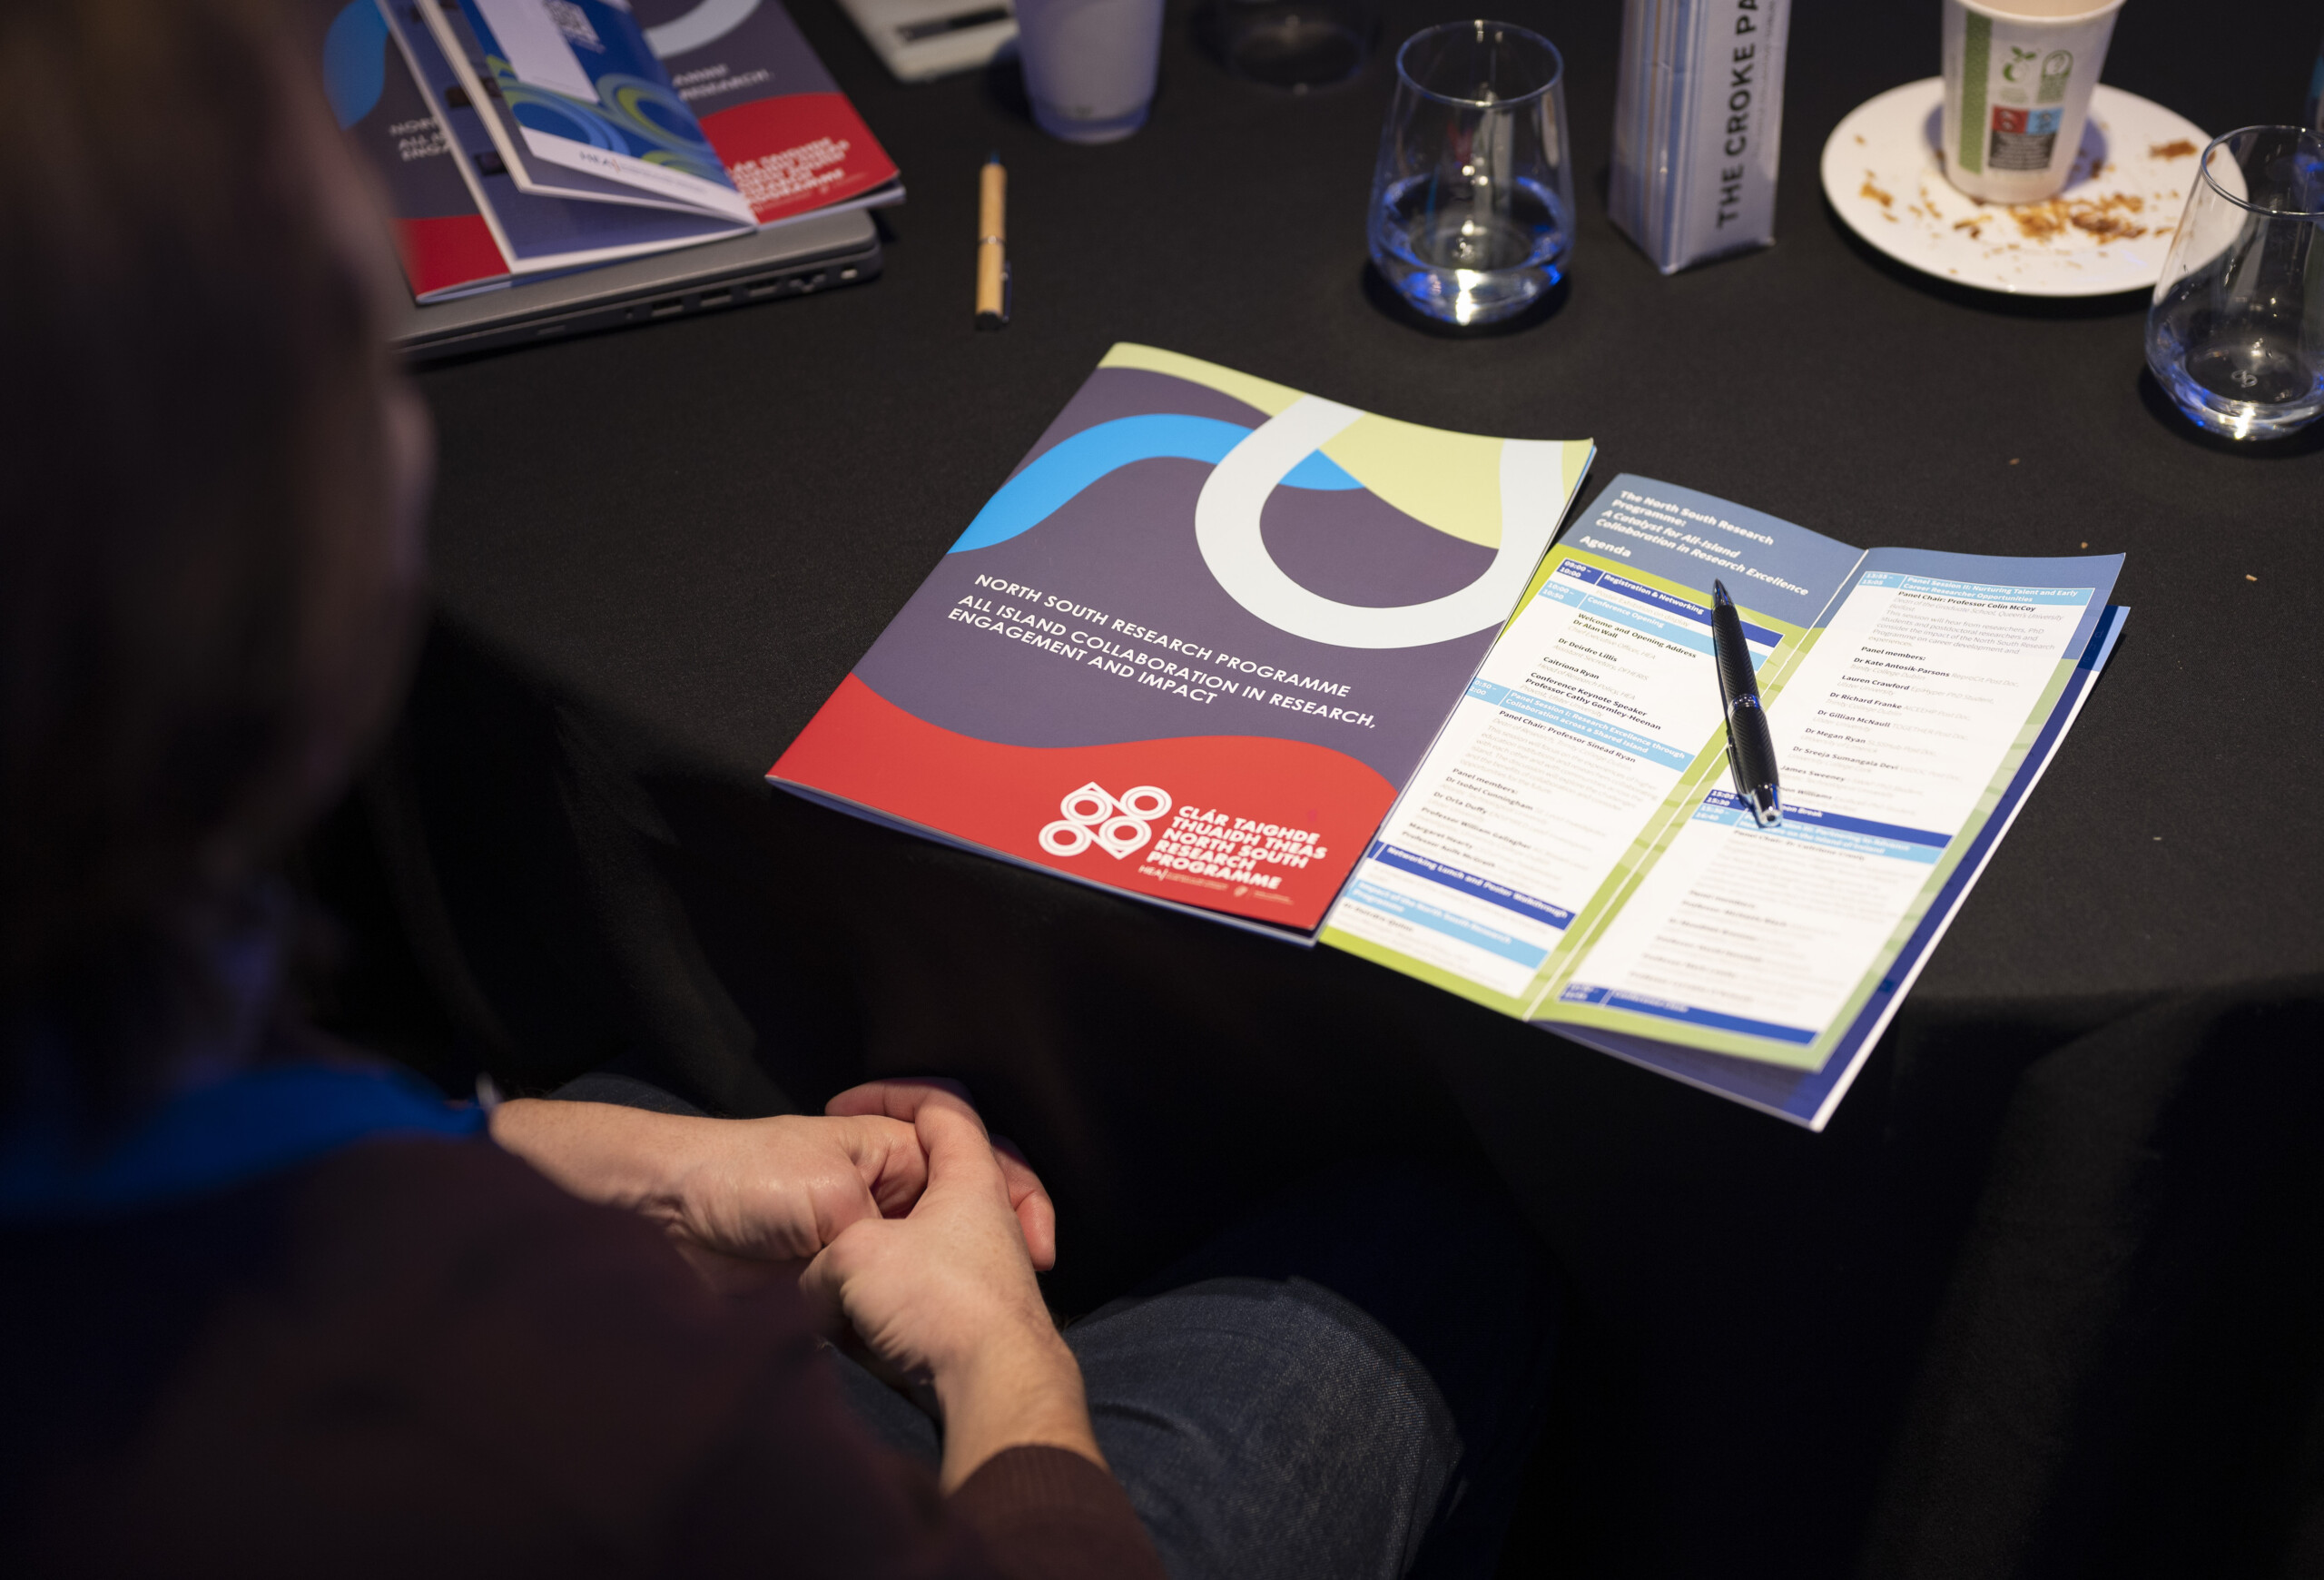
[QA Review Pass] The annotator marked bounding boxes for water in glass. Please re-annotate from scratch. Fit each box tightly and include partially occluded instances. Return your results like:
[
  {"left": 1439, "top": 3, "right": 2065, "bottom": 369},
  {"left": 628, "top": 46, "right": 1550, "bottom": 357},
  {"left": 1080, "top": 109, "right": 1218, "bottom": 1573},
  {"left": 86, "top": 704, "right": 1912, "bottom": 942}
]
[
  {"left": 2143, "top": 125, "right": 2324, "bottom": 440},
  {"left": 1367, "top": 22, "right": 1572, "bottom": 327},
  {"left": 1372, "top": 173, "right": 1570, "bottom": 322}
]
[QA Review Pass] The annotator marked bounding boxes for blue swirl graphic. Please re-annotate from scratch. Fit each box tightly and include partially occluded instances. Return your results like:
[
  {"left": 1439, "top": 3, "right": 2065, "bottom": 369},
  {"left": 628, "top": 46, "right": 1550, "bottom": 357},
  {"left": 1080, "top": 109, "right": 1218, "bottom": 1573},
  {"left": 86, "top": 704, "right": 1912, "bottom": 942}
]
[
  {"left": 603, "top": 74, "right": 717, "bottom": 153},
  {"left": 321, "top": 1, "right": 387, "bottom": 129},
  {"left": 499, "top": 74, "right": 731, "bottom": 183},
  {"left": 950, "top": 414, "right": 1359, "bottom": 554}
]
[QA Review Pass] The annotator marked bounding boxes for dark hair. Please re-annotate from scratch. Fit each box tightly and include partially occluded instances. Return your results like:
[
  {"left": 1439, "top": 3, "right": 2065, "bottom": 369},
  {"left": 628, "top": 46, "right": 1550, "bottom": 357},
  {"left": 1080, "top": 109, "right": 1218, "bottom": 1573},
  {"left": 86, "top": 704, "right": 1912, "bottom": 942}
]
[{"left": 0, "top": 0, "right": 415, "bottom": 1113}]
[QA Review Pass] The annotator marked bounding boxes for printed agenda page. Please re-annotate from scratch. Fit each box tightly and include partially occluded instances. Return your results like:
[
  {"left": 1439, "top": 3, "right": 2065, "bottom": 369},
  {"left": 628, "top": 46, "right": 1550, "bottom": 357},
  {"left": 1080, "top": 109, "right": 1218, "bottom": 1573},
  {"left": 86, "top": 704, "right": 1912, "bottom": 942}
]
[
  {"left": 1541, "top": 547, "right": 2122, "bottom": 1065},
  {"left": 1320, "top": 477, "right": 1865, "bottom": 1011}
]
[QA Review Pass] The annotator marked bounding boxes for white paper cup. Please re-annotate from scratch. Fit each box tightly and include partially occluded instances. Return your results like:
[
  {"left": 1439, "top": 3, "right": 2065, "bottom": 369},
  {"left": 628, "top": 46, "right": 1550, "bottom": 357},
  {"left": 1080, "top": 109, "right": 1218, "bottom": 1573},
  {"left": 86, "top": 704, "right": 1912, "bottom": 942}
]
[
  {"left": 1014, "top": 0, "right": 1166, "bottom": 144},
  {"left": 1940, "top": 0, "right": 2126, "bottom": 203}
]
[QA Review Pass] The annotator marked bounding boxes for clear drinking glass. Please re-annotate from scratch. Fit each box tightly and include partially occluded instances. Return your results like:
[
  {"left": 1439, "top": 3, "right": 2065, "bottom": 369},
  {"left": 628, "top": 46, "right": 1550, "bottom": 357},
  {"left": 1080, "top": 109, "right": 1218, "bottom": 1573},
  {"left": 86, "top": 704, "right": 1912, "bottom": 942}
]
[
  {"left": 1367, "top": 21, "right": 1573, "bottom": 326},
  {"left": 2144, "top": 125, "right": 2324, "bottom": 440}
]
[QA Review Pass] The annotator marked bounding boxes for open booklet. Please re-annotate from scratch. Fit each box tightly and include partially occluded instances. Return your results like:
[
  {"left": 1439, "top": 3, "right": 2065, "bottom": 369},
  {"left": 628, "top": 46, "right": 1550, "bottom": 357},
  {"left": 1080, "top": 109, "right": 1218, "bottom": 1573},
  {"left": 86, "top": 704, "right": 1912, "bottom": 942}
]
[
  {"left": 330, "top": 0, "right": 901, "bottom": 300},
  {"left": 383, "top": 3, "right": 748, "bottom": 281},
  {"left": 1321, "top": 478, "right": 2124, "bottom": 1126},
  {"left": 423, "top": 0, "right": 759, "bottom": 222},
  {"left": 771, "top": 351, "right": 2125, "bottom": 1127}
]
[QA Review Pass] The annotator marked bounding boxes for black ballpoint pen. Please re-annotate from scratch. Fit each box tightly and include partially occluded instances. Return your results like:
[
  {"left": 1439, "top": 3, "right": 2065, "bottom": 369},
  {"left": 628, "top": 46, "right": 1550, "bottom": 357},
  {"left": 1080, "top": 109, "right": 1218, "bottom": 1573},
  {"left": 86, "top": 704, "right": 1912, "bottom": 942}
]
[{"left": 1710, "top": 579, "right": 1781, "bottom": 827}]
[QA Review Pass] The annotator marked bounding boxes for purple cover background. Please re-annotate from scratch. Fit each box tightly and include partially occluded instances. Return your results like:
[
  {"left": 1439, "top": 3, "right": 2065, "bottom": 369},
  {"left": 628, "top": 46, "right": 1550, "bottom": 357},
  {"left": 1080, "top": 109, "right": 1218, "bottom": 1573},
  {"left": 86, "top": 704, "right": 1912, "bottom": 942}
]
[
  {"left": 850, "top": 367, "right": 1507, "bottom": 786},
  {"left": 339, "top": 0, "right": 478, "bottom": 226},
  {"left": 633, "top": 0, "right": 841, "bottom": 98},
  {"left": 1011, "top": 369, "right": 1268, "bottom": 469}
]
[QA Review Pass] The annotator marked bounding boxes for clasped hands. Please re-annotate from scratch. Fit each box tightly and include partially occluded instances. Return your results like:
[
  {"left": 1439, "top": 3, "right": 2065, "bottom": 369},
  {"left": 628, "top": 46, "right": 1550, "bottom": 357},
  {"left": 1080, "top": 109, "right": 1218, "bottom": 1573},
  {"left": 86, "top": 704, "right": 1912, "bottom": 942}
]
[{"left": 489, "top": 1080, "right": 1098, "bottom": 1487}]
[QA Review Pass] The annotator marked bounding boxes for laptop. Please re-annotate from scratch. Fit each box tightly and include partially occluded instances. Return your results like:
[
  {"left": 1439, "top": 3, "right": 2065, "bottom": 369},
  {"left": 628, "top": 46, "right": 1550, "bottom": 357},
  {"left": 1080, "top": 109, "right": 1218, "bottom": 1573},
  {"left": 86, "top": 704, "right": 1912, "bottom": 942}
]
[{"left": 392, "top": 206, "right": 882, "bottom": 363}]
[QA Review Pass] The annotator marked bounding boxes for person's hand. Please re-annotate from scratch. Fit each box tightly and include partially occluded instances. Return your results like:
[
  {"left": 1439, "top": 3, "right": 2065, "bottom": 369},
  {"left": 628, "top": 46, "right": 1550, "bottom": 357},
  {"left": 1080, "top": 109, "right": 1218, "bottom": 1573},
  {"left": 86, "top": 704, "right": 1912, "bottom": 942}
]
[
  {"left": 489, "top": 1101, "right": 929, "bottom": 1293},
  {"left": 804, "top": 1081, "right": 1101, "bottom": 1491},
  {"left": 825, "top": 1078, "right": 1057, "bottom": 1272}
]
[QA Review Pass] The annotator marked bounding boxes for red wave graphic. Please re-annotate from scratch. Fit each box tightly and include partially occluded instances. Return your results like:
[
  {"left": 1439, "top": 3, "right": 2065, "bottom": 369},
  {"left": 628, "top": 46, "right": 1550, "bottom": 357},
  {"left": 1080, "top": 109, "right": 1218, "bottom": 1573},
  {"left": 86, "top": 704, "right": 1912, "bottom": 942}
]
[
  {"left": 699, "top": 93, "right": 899, "bottom": 225},
  {"left": 771, "top": 675, "right": 1397, "bottom": 930},
  {"left": 394, "top": 214, "right": 505, "bottom": 298}
]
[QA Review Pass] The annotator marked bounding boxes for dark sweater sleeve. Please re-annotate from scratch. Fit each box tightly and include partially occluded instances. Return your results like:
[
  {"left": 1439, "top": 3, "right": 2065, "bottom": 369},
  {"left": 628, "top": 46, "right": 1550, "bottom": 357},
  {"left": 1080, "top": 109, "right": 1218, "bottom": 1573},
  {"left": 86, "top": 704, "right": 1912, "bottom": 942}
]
[
  {"left": 951, "top": 1447, "right": 1171, "bottom": 1580},
  {"left": 5, "top": 1134, "right": 1154, "bottom": 1580}
]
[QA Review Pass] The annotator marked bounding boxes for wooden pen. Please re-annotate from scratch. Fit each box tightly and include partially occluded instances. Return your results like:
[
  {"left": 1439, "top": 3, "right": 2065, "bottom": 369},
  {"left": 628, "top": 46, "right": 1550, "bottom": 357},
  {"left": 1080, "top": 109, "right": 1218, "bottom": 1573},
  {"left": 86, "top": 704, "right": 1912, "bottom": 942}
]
[{"left": 975, "top": 152, "right": 1009, "bottom": 330}]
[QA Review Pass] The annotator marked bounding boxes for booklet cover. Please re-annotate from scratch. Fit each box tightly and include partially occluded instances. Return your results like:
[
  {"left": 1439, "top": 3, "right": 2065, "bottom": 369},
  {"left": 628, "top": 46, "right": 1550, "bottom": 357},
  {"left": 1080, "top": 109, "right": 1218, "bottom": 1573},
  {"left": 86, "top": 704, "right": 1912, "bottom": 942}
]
[
  {"left": 637, "top": 0, "right": 902, "bottom": 224},
  {"left": 320, "top": 0, "right": 510, "bottom": 299},
  {"left": 1321, "top": 475, "right": 2125, "bottom": 1127},
  {"left": 771, "top": 346, "right": 1596, "bottom": 935}
]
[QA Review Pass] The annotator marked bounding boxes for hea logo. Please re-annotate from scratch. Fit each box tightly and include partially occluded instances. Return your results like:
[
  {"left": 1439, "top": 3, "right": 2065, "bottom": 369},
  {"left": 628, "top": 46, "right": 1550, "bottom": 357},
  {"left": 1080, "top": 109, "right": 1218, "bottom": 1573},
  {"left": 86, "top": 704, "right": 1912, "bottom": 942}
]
[{"left": 1039, "top": 782, "right": 1172, "bottom": 860}]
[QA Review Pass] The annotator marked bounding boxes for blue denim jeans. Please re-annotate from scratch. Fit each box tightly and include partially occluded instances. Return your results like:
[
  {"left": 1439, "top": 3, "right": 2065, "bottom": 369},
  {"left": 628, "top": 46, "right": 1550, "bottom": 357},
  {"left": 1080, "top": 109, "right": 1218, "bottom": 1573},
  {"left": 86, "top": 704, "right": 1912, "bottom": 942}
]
[
  {"left": 830, "top": 1164, "right": 1560, "bottom": 1580},
  {"left": 552, "top": 1076, "right": 1558, "bottom": 1578}
]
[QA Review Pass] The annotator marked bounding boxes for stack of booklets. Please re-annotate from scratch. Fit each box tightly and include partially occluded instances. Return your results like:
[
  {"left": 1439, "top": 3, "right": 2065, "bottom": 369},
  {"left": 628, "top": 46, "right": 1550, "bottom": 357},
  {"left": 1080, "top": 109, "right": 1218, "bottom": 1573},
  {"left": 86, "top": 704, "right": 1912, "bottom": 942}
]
[
  {"left": 321, "top": 0, "right": 900, "bottom": 301},
  {"left": 772, "top": 347, "right": 2126, "bottom": 1129}
]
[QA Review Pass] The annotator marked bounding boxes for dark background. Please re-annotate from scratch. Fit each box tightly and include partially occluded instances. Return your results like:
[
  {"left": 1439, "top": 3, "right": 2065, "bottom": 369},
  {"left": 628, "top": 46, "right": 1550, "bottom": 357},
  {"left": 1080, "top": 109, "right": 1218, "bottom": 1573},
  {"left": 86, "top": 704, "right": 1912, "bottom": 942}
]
[{"left": 313, "top": 3, "right": 2324, "bottom": 1576}]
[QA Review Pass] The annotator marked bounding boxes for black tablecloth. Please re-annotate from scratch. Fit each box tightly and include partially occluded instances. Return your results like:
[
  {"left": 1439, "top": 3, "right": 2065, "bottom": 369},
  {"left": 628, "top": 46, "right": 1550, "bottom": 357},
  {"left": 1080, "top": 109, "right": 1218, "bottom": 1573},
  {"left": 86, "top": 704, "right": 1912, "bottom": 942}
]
[{"left": 319, "top": 2, "right": 2324, "bottom": 1575}]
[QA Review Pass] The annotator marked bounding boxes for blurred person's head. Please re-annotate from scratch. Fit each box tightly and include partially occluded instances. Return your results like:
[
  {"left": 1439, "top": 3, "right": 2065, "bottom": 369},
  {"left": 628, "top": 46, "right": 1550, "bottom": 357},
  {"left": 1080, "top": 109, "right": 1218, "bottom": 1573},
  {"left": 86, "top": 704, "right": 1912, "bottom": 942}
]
[{"left": 0, "top": 0, "right": 430, "bottom": 1117}]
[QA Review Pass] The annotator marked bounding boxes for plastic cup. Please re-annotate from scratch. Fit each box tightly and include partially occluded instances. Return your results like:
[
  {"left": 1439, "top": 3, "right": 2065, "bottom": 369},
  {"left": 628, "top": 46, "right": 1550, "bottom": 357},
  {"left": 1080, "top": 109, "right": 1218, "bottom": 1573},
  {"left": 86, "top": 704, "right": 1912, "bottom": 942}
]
[{"left": 1014, "top": 0, "right": 1166, "bottom": 144}]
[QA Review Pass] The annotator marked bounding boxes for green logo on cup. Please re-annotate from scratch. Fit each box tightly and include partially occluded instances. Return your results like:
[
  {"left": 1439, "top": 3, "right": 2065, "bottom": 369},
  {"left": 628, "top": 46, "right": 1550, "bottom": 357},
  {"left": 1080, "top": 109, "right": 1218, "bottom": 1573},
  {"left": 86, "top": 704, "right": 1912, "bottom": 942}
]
[{"left": 2037, "top": 51, "right": 2072, "bottom": 105}]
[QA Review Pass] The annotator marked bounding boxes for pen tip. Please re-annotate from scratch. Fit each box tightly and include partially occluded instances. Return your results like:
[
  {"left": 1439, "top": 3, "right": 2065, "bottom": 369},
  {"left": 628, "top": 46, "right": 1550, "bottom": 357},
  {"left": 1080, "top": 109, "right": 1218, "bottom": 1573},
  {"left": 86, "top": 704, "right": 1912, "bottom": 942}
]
[
  {"left": 986, "top": 150, "right": 1001, "bottom": 165},
  {"left": 1712, "top": 579, "right": 1732, "bottom": 607}
]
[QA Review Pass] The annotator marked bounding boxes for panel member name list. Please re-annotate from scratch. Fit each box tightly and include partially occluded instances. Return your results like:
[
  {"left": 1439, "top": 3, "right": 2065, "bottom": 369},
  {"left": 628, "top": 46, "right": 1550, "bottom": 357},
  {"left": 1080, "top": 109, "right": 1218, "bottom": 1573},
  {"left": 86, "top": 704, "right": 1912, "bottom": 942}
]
[{"left": 1554, "top": 567, "right": 2098, "bottom": 1055}]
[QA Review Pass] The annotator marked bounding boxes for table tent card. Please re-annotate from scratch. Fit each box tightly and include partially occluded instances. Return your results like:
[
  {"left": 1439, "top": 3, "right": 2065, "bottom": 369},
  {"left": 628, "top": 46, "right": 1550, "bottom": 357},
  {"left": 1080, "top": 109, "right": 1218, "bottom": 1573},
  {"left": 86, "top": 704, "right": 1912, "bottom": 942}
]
[
  {"left": 1322, "top": 477, "right": 2124, "bottom": 1127},
  {"left": 773, "top": 346, "right": 1597, "bottom": 936},
  {"left": 773, "top": 350, "right": 2126, "bottom": 1127},
  {"left": 1610, "top": 0, "right": 1793, "bottom": 272}
]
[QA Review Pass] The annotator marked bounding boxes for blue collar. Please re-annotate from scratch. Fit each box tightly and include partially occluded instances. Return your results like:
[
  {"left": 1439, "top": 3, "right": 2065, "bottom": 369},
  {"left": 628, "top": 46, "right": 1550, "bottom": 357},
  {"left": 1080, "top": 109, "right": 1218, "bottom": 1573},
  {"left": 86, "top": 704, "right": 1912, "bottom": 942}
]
[{"left": 0, "top": 1061, "right": 487, "bottom": 1225}]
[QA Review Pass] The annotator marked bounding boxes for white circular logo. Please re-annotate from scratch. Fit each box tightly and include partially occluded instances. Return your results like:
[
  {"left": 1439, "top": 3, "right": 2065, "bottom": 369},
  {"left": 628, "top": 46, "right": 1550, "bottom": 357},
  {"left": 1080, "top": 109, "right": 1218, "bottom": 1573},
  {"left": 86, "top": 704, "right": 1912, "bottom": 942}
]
[
  {"left": 1039, "top": 781, "right": 1172, "bottom": 860},
  {"left": 1194, "top": 396, "right": 1571, "bottom": 649}
]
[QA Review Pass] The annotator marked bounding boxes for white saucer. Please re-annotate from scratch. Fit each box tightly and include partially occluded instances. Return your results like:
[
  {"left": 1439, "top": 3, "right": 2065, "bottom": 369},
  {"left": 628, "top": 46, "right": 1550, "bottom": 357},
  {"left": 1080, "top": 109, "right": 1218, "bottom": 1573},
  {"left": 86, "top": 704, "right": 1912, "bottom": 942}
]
[{"left": 1819, "top": 77, "right": 2211, "bottom": 298}]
